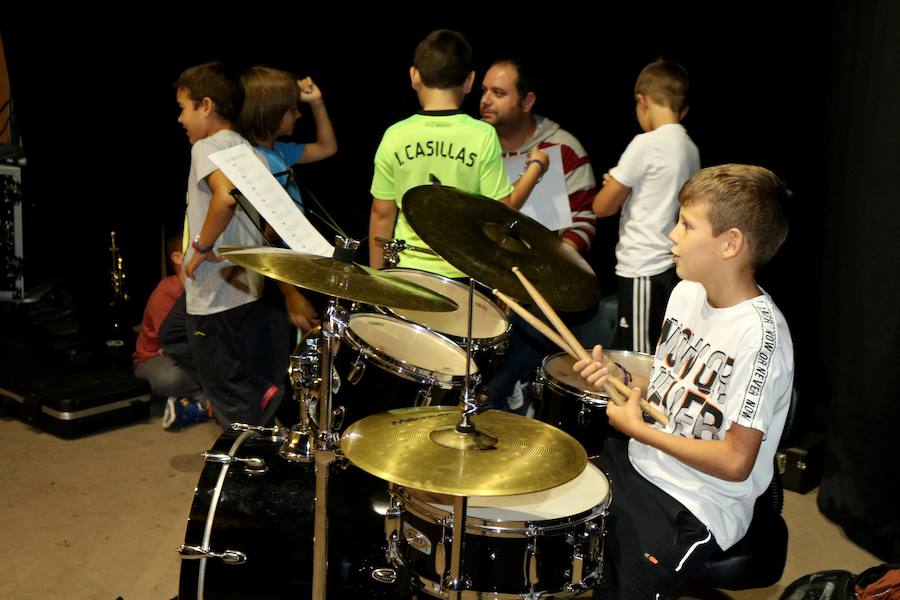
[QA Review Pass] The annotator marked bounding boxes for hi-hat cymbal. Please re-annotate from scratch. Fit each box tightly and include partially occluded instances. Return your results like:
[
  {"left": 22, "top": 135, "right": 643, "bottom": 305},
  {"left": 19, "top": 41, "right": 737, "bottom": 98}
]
[
  {"left": 402, "top": 185, "right": 599, "bottom": 312},
  {"left": 222, "top": 247, "right": 458, "bottom": 312},
  {"left": 341, "top": 406, "right": 587, "bottom": 496}
]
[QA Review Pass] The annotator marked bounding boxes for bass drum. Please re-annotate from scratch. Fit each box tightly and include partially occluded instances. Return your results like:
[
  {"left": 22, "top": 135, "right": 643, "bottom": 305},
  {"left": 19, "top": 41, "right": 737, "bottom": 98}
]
[{"left": 177, "top": 431, "right": 400, "bottom": 599}]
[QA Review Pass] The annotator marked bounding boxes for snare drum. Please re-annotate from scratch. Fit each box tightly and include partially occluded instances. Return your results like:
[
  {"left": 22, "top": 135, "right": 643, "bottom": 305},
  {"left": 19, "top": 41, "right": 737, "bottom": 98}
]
[
  {"left": 386, "top": 463, "right": 610, "bottom": 598},
  {"left": 333, "top": 313, "right": 479, "bottom": 428},
  {"left": 532, "top": 350, "right": 653, "bottom": 457},
  {"left": 377, "top": 269, "right": 511, "bottom": 377}
]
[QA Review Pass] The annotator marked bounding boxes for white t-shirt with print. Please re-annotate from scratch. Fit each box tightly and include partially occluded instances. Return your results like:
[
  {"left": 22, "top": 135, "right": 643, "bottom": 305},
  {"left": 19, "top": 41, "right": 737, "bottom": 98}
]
[
  {"left": 184, "top": 130, "right": 266, "bottom": 316},
  {"left": 629, "top": 280, "right": 794, "bottom": 550}
]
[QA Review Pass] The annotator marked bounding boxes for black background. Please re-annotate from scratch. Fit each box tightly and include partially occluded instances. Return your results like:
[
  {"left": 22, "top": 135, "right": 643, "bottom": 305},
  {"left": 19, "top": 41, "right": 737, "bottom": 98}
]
[{"left": 4, "top": 3, "right": 899, "bottom": 561}]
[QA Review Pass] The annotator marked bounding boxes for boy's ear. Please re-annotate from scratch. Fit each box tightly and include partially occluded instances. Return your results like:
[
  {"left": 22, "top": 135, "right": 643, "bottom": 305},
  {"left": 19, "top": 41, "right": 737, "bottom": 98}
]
[
  {"left": 409, "top": 66, "right": 420, "bottom": 90},
  {"left": 198, "top": 96, "right": 214, "bottom": 117},
  {"left": 722, "top": 228, "right": 745, "bottom": 260},
  {"left": 462, "top": 70, "right": 476, "bottom": 95}
]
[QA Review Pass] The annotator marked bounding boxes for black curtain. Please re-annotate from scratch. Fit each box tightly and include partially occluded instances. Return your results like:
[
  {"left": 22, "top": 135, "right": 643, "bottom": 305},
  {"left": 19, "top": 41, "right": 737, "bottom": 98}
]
[
  {"left": 815, "top": 0, "right": 900, "bottom": 562},
  {"left": 3, "top": 4, "right": 899, "bottom": 561}
]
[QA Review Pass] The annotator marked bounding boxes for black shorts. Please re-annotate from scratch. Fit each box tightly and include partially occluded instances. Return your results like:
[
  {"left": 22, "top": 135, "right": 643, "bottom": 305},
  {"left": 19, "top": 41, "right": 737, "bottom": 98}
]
[{"left": 592, "top": 438, "right": 721, "bottom": 599}]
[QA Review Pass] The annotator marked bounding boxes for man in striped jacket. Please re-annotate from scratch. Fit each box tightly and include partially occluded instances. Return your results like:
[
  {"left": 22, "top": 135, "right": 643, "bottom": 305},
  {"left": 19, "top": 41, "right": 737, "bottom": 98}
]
[
  {"left": 480, "top": 58, "right": 599, "bottom": 411},
  {"left": 480, "top": 58, "right": 598, "bottom": 254}
]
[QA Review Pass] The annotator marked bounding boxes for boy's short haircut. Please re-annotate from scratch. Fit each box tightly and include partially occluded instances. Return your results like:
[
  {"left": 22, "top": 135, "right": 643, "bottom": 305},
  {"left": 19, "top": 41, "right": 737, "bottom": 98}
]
[
  {"left": 238, "top": 66, "right": 299, "bottom": 145},
  {"left": 174, "top": 61, "right": 245, "bottom": 124},
  {"left": 414, "top": 29, "right": 473, "bottom": 89},
  {"left": 680, "top": 164, "right": 791, "bottom": 268},
  {"left": 634, "top": 58, "right": 690, "bottom": 114},
  {"left": 491, "top": 57, "right": 538, "bottom": 102}
]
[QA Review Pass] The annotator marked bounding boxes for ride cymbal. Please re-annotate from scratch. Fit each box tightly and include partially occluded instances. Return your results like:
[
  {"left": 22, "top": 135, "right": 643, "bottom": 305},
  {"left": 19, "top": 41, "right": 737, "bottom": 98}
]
[
  {"left": 402, "top": 185, "right": 599, "bottom": 311},
  {"left": 341, "top": 406, "right": 587, "bottom": 496},
  {"left": 222, "top": 247, "right": 458, "bottom": 312}
]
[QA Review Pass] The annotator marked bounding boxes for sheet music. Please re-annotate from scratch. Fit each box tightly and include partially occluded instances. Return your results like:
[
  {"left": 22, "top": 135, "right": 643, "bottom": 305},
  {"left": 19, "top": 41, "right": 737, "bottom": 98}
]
[
  {"left": 209, "top": 144, "right": 333, "bottom": 255},
  {"left": 503, "top": 145, "right": 572, "bottom": 230}
]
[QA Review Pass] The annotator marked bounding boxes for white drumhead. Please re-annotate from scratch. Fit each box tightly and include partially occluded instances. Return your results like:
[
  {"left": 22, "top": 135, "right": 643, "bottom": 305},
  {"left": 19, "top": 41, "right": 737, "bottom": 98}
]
[
  {"left": 382, "top": 269, "right": 507, "bottom": 340},
  {"left": 430, "top": 462, "right": 609, "bottom": 521},
  {"left": 545, "top": 350, "right": 654, "bottom": 395},
  {"left": 348, "top": 313, "right": 476, "bottom": 375}
]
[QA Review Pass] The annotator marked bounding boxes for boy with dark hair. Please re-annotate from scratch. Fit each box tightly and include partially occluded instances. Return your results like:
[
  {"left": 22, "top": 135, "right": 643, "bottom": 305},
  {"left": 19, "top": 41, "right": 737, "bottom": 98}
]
[
  {"left": 576, "top": 164, "right": 794, "bottom": 599},
  {"left": 368, "top": 29, "right": 547, "bottom": 275},
  {"left": 593, "top": 58, "right": 700, "bottom": 354},
  {"left": 176, "top": 61, "right": 280, "bottom": 427},
  {"left": 133, "top": 228, "right": 207, "bottom": 429}
]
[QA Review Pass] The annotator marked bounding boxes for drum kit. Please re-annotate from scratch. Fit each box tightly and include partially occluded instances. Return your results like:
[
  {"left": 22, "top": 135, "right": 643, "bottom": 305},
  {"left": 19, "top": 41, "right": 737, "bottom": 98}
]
[{"left": 177, "top": 185, "right": 638, "bottom": 599}]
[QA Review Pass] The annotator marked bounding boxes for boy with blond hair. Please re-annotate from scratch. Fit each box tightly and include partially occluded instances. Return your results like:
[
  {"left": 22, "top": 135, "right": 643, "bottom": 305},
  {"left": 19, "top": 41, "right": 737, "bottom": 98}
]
[
  {"left": 577, "top": 164, "right": 794, "bottom": 598},
  {"left": 593, "top": 59, "right": 700, "bottom": 353}
]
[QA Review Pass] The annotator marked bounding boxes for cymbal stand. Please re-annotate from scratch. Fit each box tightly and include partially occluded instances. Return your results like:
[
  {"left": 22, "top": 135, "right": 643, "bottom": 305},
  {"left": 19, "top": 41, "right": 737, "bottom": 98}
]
[
  {"left": 275, "top": 293, "right": 348, "bottom": 600},
  {"left": 311, "top": 296, "right": 346, "bottom": 600},
  {"left": 457, "top": 279, "right": 479, "bottom": 433}
]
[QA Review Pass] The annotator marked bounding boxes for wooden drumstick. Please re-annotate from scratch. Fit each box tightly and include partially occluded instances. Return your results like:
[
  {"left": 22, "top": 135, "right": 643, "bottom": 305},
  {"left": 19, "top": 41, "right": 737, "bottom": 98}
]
[
  {"left": 492, "top": 288, "right": 626, "bottom": 404},
  {"left": 510, "top": 267, "right": 669, "bottom": 426},
  {"left": 492, "top": 289, "right": 579, "bottom": 359}
]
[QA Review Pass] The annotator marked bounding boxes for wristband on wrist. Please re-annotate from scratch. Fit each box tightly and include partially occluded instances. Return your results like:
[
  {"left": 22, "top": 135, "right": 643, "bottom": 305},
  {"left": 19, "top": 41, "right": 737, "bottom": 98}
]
[
  {"left": 614, "top": 362, "right": 631, "bottom": 387},
  {"left": 524, "top": 157, "right": 548, "bottom": 176},
  {"left": 192, "top": 234, "right": 213, "bottom": 254}
]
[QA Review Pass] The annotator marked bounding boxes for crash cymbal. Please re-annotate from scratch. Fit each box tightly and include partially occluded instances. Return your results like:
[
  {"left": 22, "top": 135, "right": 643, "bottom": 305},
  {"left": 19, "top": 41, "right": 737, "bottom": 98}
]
[
  {"left": 222, "top": 247, "right": 458, "bottom": 312},
  {"left": 341, "top": 406, "right": 587, "bottom": 496},
  {"left": 402, "top": 185, "right": 599, "bottom": 312}
]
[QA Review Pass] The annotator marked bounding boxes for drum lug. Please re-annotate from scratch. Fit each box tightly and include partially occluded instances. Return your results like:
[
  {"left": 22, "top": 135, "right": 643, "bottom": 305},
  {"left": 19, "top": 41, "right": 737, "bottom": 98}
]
[
  {"left": 577, "top": 404, "right": 591, "bottom": 428},
  {"left": 415, "top": 384, "right": 433, "bottom": 407},
  {"left": 331, "top": 405, "right": 345, "bottom": 430},
  {"left": 570, "top": 552, "right": 584, "bottom": 587},
  {"left": 526, "top": 542, "right": 539, "bottom": 587},
  {"left": 201, "top": 451, "right": 268, "bottom": 475},
  {"left": 348, "top": 351, "right": 367, "bottom": 385},
  {"left": 531, "top": 372, "right": 545, "bottom": 401},
  {"left": 177, "top": 544, "right": 247, "bottom": 565}
]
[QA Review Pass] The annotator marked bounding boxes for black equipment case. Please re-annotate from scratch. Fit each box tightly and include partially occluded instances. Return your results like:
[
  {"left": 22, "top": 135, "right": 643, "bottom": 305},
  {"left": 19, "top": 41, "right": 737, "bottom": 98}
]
[{"left": 0, "top": 364, "right": 151, "bottom": 439}]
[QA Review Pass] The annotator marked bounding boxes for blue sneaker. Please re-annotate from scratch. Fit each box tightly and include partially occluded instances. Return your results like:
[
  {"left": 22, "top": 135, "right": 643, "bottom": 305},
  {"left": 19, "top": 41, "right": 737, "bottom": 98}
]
[{"left": 163, "top": 397, "right": 210, "bottom": 430}]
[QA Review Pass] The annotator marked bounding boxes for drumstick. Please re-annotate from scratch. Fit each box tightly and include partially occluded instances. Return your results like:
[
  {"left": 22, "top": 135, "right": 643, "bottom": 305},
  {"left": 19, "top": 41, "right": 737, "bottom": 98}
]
[
  {"left": 493, "top": 288, "right": 625, "bottom": 403},
  {"left": 511, "top": 267, "right": 669, "bottom": 426},
  {"left": 492, "top": 289, "right": 579, "bottom": 359}
]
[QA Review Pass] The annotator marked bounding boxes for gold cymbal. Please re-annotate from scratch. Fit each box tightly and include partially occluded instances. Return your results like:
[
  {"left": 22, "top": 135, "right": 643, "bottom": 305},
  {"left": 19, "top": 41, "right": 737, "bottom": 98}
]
[
  {"left": 402, "top": 185, "right": 599, "bottom": 312},
  {"left": 222, "top": 247, "right": 458, "bottom": 312},
  {"left": 341, "top": 406, "right": 587, "bottom": 496}
]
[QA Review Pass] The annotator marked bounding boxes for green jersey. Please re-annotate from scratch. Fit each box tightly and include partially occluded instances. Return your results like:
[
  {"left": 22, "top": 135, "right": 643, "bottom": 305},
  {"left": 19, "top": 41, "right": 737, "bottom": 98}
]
[{"left": 371, "top": 110, "right": 514, "bottom": 277}]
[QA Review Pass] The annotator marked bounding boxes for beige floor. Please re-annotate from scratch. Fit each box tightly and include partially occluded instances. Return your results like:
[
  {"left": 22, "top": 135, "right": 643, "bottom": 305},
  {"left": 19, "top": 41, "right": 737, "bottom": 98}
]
[{"left": 0, "top": 414, "right": 881, "bottom": 600}]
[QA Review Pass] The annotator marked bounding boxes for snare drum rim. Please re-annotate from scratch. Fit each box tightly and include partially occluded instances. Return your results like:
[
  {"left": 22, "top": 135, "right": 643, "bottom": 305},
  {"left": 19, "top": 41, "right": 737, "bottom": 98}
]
[
  {"left": 393, "top": 484, "right": 610, "bottom": 539},
  {"left": 380, "top": 269, "right": 512, "bottom": 349},
  {"left": 540, "top": 349, "right": 655, "bottom": 407},
  {"left": 344, "top": 313, "right": 479, "bottom": 389},
  {"left": 541, "top": 352, "right": 606, "bottom": 406}
]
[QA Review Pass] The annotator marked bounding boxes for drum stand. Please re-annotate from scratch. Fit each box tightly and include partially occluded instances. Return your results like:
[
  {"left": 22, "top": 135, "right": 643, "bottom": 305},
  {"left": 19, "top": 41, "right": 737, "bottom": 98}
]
[
  {"left": 279, "top": 239, "right": 356, "bottom": 600},
  {"left": 433, "top": 279, "right": 485, "bottom": 598}
]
